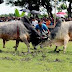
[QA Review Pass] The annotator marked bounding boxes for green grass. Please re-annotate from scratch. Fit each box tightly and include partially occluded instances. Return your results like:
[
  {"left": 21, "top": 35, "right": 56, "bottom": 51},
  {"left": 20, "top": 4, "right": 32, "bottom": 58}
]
[{"left": 0, "top": 39, "right": 72, "bottom": 72}]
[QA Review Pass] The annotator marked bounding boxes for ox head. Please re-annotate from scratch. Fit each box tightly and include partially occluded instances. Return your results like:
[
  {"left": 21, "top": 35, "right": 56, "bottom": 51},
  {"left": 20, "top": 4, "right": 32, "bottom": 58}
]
[
  {"left": 40, "top": 37, "right": 51, "bottom": 48},
  {"left": 21, "top": 16, "right": 42, "bottom": 46}
]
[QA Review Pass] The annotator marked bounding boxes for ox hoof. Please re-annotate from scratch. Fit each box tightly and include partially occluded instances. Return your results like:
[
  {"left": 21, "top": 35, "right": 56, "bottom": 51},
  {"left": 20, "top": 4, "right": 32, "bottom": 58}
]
[
  {"left": 13, "top": 46, "right": 16, "bottom": 48},
  {"left": 15, "top": 48, "right": 17, "bottom": 51},
  {"left": 3, "top": 47, "right": 5, "bottom": 48},
  {"left": 54, "top": 50, "right": 56, "bottom": 52}
]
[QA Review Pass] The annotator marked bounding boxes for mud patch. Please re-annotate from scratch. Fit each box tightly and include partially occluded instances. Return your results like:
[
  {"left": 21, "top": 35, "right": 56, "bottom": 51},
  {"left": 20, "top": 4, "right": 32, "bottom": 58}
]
[
  {"left": 0, "top": 57, "right": 14, "bottom": 60},
  {"left": 20, "top": 57, "right": 32, "bottom": 61},
  {"left": 54, "top": 58, "right": 61, "bottom": 62},
  {"left": 0, "top": 50, "right": 3, "bottom": 53}
]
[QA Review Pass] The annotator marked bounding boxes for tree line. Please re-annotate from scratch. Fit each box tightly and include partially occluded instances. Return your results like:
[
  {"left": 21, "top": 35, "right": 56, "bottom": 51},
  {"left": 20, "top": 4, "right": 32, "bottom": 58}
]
[{"left": 0, "top": 0, "right": 72, "bottom": 17}]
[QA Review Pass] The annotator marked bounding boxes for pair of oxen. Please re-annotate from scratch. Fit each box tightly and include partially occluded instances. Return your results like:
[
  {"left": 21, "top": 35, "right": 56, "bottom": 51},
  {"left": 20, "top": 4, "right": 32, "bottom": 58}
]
[{"left": 0, "top": 17, "right": 72, "bottom": 53}]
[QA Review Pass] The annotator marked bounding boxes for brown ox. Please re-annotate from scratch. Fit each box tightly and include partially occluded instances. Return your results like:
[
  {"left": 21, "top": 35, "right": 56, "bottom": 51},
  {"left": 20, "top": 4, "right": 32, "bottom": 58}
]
[
  {"left": 0, "top": 17, "right": 41, "bottom": 53},
  {"left": 41, "top": 19, "right": 72, "bottom": 53}
]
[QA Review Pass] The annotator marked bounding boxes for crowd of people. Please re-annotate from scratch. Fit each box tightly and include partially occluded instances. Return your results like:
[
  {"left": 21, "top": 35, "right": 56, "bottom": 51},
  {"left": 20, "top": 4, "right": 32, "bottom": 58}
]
[
  {"left": 0, "top": 16, "right": 72, "bottom": 38},
  {"left": 0, "top": 16, "right": 20, "bottom": 22},
  {"left": 30, "top": 17, "right": 72, "bottom": 37}
]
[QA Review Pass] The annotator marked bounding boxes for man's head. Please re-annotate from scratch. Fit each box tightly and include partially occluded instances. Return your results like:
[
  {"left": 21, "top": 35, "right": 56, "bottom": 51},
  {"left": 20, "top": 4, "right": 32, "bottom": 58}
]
[
  {"left": 32, "top": 17, "right": 35, "bottom": 21},
  {"left": 38, "top": 19, "right": 43, "bottom": 26}
]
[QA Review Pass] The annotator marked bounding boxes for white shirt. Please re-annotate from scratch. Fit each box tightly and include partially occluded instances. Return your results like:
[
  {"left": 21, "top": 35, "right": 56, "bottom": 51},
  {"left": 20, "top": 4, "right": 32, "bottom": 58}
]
[{"left": 32, "top": 20, "right": 38, "bottom": 27}]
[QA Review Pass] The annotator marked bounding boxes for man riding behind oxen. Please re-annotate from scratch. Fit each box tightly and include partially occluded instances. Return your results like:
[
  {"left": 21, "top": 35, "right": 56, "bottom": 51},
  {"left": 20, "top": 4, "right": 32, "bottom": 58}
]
[
  {"left": 35, "top": 19, "right": 49, "bottom": 40},
  {"left": 21, "top": 17, "right": 50, "bottom": 50}
]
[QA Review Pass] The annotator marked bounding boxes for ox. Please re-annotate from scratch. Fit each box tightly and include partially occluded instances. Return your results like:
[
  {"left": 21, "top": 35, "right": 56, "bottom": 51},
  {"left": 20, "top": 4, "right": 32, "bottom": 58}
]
[
  {"left": 41, "top": 19, "right": 72, "bottom": 53},
  {"left": 0, "top": 16, "right": 41, "bottom": 53}
]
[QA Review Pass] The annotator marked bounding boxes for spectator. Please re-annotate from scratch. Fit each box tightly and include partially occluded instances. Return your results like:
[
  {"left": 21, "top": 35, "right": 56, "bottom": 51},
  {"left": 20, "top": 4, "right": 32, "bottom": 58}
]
[
  {"left": 46, "top": 18, "right": 51, "bottom": 27},
  {"left": 35, "top": 19, "right": 49, "bottom": 37},
  {"left": 32, "top": 17, "right": 38, "bottom": 27}
]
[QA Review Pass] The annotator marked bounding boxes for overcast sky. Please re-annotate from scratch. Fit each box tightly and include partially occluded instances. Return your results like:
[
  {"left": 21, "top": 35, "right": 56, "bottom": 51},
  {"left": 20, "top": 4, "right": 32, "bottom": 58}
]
[
  {"left": 0, "top": 2, "right": 22, "bottom": 15},
  {"left": 0, "top": 2, "right": 57, "bottom": 15}
]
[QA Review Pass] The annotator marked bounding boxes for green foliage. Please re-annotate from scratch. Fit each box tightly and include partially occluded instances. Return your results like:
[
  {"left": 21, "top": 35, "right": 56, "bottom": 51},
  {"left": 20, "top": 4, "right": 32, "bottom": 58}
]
[
  {"left": 27, "top": 13, "right": 31, "bottom": 18},
  {"left": 38, "top": 14, "right": 48, "bottom": 18},
  {"left": 57, "top": 3, "right": 67, "bottom": 12},
  {"left": 57, "top": 7, "right": 62, "bottom": 12},
  {"left": 5, "top": 0, "right": 72, "bottom": 17},
  {"left": 20, "top": 12, "right": 25, "bottom": 17},
  {"left": 15, "top": 8, "right": 25, "bottom": 17},
  {"left": 15, "top": 9, "right": 20, "bottom": 17},
  {"left": 61, "top": 3, "right": 67, "bottom": 10}
]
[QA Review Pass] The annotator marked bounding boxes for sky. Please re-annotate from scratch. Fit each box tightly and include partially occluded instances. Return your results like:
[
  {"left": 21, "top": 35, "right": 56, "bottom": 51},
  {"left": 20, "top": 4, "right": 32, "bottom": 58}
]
[{"left": 0, "top": 2, "right": 22, "bottom": 15}]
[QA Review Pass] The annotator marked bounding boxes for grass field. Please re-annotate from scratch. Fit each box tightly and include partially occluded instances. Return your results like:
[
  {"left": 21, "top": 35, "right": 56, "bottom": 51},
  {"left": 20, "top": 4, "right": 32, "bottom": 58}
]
[{"left": 0, "top": 39, "right": 72, "bottom": 72}]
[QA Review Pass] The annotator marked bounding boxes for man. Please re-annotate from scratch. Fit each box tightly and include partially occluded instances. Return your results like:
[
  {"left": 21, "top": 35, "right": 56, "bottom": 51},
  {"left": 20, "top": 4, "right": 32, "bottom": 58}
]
[
  {"left": 32, "top": 17, "right": 38, "bottom": 27},
  {"left": 35, "top": 19, "right": 49, "bottom": 38}
]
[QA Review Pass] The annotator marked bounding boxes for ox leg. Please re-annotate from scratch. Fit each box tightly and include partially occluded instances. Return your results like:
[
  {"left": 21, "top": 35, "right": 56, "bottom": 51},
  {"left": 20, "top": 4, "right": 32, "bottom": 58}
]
[
  {"left": 20, "top": 35, "right": 30, "bottom": 53},
  {"left": 26, "top": 43, "right": 30, "bottom": 53},
  {"left": 63, "top": 36, "right": 70, "bottom": 53},
  {"left": 54, "top": 46, "right": 58, "bottom": 52},
  {"left": 3, "top": 39, "right": 5, "bottom": 48},
  {"left": 24, "top": 40, "right": 30, "bottom": 53},
  {"left": 15, "top": 40, "right": 19, "bottom": 51}
]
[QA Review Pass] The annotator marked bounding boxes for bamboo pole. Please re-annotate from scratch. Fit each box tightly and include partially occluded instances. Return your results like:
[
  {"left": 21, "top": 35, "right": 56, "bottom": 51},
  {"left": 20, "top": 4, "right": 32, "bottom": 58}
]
[{"left": 54, "top": 0, "right": 56, "bottom": 26}]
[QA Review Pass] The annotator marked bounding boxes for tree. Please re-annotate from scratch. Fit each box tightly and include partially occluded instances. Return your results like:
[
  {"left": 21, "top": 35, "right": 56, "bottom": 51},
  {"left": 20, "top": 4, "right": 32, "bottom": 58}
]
[
  {"left": 0, "top": 0, "right": 3, "bottom": 4},
  {"left": 58, "top": 0, "right": 72, "bottom": 17},
  {"left": 6, "top": 0, "right": 53, "bottom": 17},
  {"left": 6, "top": 0, "right": 72, "bottom": 17},
  {"left": 41, "top": 0, "right": 53, "bottom": 17},
  {"left": 61, "top": 3, "right": 67, "bottom": 10},
  {"left": 15, "top": 8, "right": 25, "bottom": 17},
  {"left": 67, "top": 0, "right": 72, "bottom": 17},
  {"left": 57, "top": 3, "right": 67, "bottom": 12},
  {"left": 6, "top": 0, "right": 40, "bottom": 10}
]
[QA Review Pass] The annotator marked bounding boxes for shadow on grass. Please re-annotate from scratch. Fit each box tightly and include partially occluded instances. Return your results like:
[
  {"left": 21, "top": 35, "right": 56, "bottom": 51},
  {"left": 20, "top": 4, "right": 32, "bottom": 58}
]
[
  {"left": 0, "top": 49, "right": 3, "bottom": 53},
  {"left": 48, "top": 50, "right": 60, "bottom": 54},
  {"left": 48, "top": 49, "right": 63, "bottom": 54},
  {"left": 0, "top": 56, "right": 14, "bottom": 61}
]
